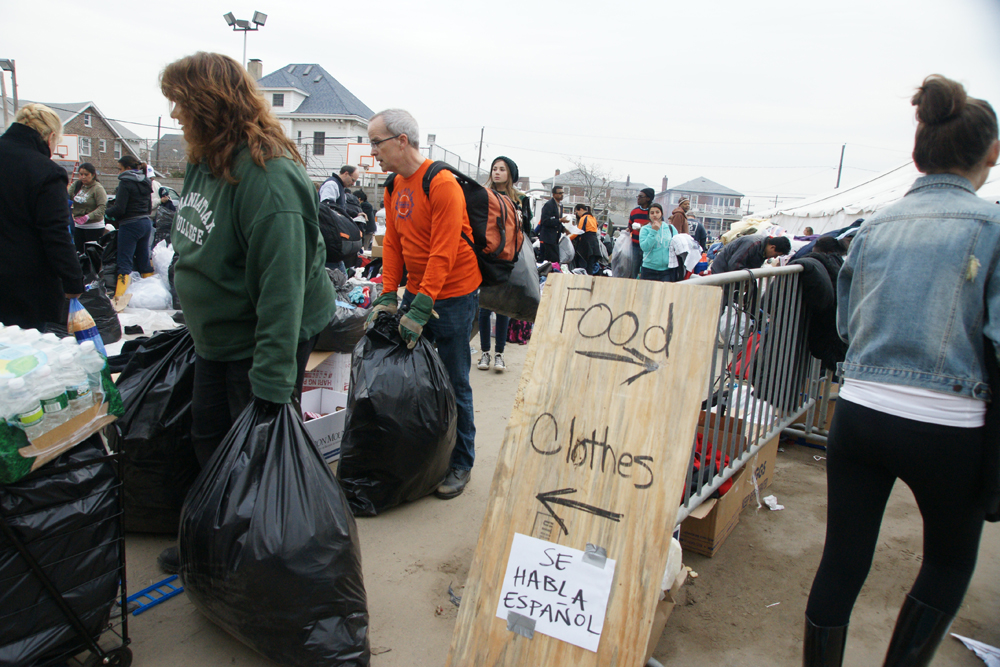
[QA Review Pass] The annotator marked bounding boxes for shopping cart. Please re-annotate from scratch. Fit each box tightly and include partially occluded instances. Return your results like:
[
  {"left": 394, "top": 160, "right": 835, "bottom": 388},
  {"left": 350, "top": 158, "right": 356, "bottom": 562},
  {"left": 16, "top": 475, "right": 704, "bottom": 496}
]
[{"left": 0, "top": 433, "right": 131, "bottom": 667}]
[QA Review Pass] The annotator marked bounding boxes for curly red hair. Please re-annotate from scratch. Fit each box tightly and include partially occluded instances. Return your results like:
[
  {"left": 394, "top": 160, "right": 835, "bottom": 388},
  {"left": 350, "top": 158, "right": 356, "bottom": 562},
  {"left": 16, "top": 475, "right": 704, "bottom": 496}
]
[{"left": 160, "top": 52, "right": 303, "bottom": 183}]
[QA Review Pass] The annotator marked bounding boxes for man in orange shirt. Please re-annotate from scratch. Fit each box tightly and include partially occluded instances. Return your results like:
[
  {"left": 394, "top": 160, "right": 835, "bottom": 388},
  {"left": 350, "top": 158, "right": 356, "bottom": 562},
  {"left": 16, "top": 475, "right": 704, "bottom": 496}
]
[{"left": 367, "top": 108, "right": 482, "bottom": 499}]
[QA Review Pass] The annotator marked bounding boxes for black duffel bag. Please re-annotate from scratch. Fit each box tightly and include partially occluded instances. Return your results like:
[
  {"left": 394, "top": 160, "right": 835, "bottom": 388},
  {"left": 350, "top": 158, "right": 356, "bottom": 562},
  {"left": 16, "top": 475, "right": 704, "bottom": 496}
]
[
  {"left": 479, "top": 241, "right": 541, "bottom": 322},
  {"left": 319, "top": 201, "right": 363, "bottom": 263}
]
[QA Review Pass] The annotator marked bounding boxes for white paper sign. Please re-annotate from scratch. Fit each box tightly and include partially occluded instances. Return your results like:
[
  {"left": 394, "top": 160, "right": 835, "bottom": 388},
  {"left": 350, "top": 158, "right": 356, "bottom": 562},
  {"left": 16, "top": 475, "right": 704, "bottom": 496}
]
[{"left": 495, "top": 533, "right": 616, "bottom": 652}]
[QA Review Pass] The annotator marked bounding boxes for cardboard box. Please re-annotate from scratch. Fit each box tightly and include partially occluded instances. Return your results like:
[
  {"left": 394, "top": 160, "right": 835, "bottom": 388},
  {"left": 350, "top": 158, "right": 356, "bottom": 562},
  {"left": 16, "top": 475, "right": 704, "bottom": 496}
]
[
  {"left": 371, "top": 238, "right": 383, "bottom": 259},
  {"left": 301, "top": 389, "right": 348, "bottom": 463},
  {"left": 679, "top": 432, "right": 779, "bottom": 557},
  {"left": 303, "top": 350, "right": 352, "bottom": 393},
  {"left": 373, "top": 233, "right": 385, "bottom": 246}
]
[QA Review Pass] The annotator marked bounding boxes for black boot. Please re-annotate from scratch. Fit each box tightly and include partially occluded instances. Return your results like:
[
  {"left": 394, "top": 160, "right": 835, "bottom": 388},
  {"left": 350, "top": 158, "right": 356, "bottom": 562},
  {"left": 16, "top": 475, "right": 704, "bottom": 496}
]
[
  {"left": 882, "top": 595, "right": 954, "bottom": 666},
  {"left": 803, "top": 615, "right": 848, "bottom": 667}
]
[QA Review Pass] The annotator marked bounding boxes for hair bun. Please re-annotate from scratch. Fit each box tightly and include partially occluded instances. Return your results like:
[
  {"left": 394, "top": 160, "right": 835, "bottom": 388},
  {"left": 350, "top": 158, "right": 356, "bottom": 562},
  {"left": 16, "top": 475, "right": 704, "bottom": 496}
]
[{"left": 912, "top": 74, "right": 968, "bottom": 125}]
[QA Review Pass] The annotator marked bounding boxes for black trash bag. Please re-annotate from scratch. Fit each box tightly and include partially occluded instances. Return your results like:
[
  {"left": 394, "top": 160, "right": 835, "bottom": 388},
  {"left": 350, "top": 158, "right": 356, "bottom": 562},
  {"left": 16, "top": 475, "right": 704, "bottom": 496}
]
[
  {"left": 180, "top": 401, "right": 370, "bottom": 667},
  {"left": 338, "top": 312, "right": 457, "bottom": 516},
  {"left": 0, "top": 435, "right": 121, "bottom": 667},
  {"left": 108, "top": 327, "right": 199, "bottom": 534},
  {"left": 78, "top": 242, "right": 103, "bottom": 284},
  {"left": 46, "top": 282, "right": 122, "bottom": 345},
  {"left": 479, "top": 241, "right": 542, "bottom": 322},
  {"left": 315, "top": 303, "right": 371, "bottom": 353}
]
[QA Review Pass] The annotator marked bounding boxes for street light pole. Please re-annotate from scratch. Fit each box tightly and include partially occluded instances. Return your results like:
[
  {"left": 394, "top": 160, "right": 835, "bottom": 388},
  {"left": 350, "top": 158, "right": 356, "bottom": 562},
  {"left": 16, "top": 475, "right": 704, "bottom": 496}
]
[
  {"left": 0, "top": 59, "right": 17, "bottom": 123},
  {"left": 223, "top": 12, "right": 267, "bottom": 69}
]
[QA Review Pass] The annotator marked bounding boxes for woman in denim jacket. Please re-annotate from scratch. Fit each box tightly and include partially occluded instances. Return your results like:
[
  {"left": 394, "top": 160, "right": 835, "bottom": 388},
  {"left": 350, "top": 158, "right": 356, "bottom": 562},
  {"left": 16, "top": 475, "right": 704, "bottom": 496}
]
[{"left": 803, "top": 75, "right": 1000, "bottom": 667}]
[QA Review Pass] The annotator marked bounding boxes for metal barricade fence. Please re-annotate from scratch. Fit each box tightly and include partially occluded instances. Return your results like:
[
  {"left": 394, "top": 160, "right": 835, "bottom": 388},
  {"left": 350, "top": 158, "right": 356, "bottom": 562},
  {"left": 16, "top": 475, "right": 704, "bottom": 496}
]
[{"left": 675, "top": 265, "right": 830, "bottom": 523}]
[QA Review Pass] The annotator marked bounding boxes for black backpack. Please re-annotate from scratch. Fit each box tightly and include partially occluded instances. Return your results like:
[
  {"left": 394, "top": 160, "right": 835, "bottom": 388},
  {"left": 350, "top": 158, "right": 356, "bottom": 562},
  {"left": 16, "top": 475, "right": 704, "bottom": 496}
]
[
  {"left": 318, "top": 201, "right": 362, "bottom": 263},
  {"left": 385, "top": 162, "right": 521, "bottom": 287},
  {"left": 343, "top": 192, "right": 364, "bottom": 220}
]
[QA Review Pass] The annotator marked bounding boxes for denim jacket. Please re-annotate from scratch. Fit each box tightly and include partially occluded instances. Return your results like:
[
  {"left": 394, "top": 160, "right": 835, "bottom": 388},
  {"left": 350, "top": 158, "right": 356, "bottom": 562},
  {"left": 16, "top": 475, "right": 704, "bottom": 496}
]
[{"left": 838, "top": 174, "right": 1000, "bottom": 401}]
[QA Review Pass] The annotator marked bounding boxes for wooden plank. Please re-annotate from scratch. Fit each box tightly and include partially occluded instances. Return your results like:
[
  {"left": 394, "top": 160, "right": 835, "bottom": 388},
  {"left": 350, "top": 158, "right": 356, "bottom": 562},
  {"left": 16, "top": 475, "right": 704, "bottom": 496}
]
[{"left": 448, "top": 273, "right": 721, "bottom": 666}]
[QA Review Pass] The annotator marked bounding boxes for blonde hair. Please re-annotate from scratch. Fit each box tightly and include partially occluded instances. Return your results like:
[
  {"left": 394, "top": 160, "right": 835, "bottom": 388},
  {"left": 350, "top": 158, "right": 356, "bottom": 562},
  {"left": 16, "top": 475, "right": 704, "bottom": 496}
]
[{"left": 15, "top": 103, "right": 63, "bottom": 146}]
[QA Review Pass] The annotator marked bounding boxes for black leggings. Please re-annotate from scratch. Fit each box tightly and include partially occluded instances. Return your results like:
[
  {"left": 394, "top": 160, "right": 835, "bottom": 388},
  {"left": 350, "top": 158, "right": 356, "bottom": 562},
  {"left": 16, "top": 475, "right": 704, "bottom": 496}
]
[{"left": 805, "top": 399, "right": 986, "bottom": 626}]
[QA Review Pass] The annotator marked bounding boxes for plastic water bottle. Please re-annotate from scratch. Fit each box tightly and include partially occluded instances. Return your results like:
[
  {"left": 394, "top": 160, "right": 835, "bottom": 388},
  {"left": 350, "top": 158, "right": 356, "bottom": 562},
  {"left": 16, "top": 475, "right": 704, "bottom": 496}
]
[
  {"left": 30, "top": 365, "right": 70, "bottom": 430},
  {"left": 5, "top": 377, "right": 46, "bottom": 440},
  {"left": 35, "top": 333, "right": 62, "bottom": 361},
  {"left": 77, "top": 341, "right": 106, "bottom": 402},
  {"left": 55, "top": 352, "right": 93, "bottom": 416},
  {"left": 58, "top": 337, "right": 80, "bottom": 353}
]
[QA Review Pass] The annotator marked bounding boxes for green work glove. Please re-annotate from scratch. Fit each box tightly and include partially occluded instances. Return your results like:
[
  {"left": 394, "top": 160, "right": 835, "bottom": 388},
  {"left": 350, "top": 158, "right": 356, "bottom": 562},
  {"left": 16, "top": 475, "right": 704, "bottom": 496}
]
[
  {"left": 399, "top": 293, "right": 437, "bottom": 350},
  {"left": 366, "top": 291, "right": 398, "bottom": 328}
]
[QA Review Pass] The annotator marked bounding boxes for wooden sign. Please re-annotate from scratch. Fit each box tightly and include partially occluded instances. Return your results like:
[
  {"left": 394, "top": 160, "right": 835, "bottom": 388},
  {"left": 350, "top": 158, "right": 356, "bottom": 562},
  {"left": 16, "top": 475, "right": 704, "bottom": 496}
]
[{"left": 448, "top": 273, "right": 721, "bottom": 666}]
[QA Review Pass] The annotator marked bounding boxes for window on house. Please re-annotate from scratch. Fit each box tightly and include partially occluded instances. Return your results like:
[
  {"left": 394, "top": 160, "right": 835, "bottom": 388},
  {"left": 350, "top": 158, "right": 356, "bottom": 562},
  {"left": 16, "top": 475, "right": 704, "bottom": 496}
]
[
  {"left": 313, "top": 132, "right": 325, "bottom": 156},
  {"left": 83, "top": 113, "right": 92, "bottom": 128},
  {"left": 113, "top": 141, "right": 122, "bottom": 159},
  {"left": 99, "top": 139, "right": 107, "bottom": 153},
  {"left": 79, "top": 137, "right": 91, "bottom": 157},
  {"left": 272, "top": 93, "right": 284, "bottom": 108},
  {"left": 297, "top": 131, "right": 302, "bottom": 144}
]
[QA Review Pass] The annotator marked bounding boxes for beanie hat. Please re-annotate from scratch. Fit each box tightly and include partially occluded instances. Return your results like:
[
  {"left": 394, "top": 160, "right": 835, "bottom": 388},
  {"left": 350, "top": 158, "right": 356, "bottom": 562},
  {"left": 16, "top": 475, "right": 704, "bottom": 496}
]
[
  {"left": 640, "top": 187, "right": 655, "bottom": 199},
  {"left": 492, "top": 156, "right": 519, "bottom": 184},
  {"left": 158, "top": 186, "right": 169, "bottom": 198}
]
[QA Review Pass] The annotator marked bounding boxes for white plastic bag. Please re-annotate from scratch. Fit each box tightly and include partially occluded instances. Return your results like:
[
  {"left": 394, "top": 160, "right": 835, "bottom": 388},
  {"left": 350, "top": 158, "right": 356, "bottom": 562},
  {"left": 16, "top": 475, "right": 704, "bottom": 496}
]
[
  {"left": 125, "top": 273, "right": 172, "bottom": 310},
  {"left": 611, "top": 232, "right": 634, "bottom": 278},
  {"left": 151, "top": 241, "right": 174, "bottom": 277},
  {"left": 119, "top": 307, "right": 180, "bottom": 334},
  {"left": 558, "top": 235, "right": 574, "bottom": 265}
]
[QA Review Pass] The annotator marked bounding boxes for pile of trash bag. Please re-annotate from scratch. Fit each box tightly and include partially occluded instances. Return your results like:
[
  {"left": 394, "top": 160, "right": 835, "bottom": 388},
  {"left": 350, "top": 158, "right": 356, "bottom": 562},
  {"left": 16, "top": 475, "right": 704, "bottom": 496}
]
[
  {"left": 109, "top": 328, "right": 199, "bottom": 534},
  {"left": 480, "top": 242, "right": 541, "bottom": 322},
  {"left": 180, "top": 400, "right": 369, "bottom": 667},
  {"left": 338, "top": 312, "right": 457, "bottom": 516},
  {"left": 0, "top": 435, "right": 121, "bottom": 666},
  {"left": 315, "top": 300, "right": 370, "bottom": 353}
]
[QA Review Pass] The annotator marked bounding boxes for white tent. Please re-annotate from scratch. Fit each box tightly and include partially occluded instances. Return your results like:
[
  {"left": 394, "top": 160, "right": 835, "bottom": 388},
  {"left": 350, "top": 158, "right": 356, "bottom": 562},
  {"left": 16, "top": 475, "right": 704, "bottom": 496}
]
[{"left": 748, "top": 162, "right": 1000, "bottom": 236}]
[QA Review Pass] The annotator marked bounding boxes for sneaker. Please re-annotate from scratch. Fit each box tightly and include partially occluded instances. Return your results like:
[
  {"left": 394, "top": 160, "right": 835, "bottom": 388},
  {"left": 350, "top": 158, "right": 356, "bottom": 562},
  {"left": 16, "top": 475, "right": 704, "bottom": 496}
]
[
  {"left": 157, "top": 545, "right": 180, "bottom": 575},
  {"left": 477, "top": 351, "right": 491, "bottom": 370},
  {"left": 434, "top": 468, "right": 471, "bottom": 499},
  {"left": 493, "top": 353, "right": 506, "bottom": 372}
]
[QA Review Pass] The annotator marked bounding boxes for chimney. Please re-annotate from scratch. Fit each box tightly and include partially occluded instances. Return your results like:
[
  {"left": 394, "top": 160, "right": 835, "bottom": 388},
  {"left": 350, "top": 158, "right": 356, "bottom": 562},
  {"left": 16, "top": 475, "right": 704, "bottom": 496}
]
[
  {"left": 247, "top": 59, "right": 263, "bottom": 81},
  {"left": 662, "top": 176, "right": 668, "bottom": 192},
  {"left": 555, "top": 169, "right": 561, "bottom": 176},
  {"left": 427, "top": 134, "right": 436, "bottom": 146}
]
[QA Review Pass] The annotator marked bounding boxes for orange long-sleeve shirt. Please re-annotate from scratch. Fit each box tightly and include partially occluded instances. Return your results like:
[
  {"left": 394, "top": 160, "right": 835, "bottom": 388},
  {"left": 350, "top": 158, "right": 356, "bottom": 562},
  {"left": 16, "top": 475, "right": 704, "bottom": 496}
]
[{"left": 382, "top": 160, "right": 482, "bottom": 301}]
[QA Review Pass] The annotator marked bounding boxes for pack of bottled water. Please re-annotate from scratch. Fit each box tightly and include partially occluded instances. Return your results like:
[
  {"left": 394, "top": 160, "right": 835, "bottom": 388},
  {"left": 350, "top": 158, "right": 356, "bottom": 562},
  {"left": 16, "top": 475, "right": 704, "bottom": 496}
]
[{"left": 0, "top": 325, "right": 107, "bottom": 443}]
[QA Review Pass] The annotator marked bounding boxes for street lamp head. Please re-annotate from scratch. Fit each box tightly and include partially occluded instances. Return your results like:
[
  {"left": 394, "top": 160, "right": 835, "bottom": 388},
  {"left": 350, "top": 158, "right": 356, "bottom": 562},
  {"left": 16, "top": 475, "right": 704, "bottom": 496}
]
[
  {"left": 235, "top": 18, "right": 251, "bottom": 28},
  {"left": 252, "top": 11, "right": 267, "bottom": 26},
  {"left": 0, "top": 59, "right": 14, "bottom": 72},
  {"left": 223, "top": 12, "right": 236, "bottom": 26}
]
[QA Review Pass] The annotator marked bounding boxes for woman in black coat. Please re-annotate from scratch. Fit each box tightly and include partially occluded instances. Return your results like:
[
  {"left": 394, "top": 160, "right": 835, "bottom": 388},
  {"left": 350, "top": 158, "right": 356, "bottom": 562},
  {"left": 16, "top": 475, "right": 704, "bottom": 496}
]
[{"left": 0, "top": 104, "right": 84, "bottom": 329}]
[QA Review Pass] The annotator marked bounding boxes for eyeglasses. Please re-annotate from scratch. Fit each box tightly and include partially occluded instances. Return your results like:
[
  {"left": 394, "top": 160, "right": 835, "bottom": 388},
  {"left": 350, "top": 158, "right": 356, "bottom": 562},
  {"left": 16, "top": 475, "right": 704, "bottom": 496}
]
[{"left": 370, "top": 134, "right": 400, "bottom": 148}]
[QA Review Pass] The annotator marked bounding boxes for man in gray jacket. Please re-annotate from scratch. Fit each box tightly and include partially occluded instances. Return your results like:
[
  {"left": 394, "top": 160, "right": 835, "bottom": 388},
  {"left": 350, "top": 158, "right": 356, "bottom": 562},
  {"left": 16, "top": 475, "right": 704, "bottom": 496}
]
[{"left": 710, "top": 234, "right": 791, "bottom": 274}]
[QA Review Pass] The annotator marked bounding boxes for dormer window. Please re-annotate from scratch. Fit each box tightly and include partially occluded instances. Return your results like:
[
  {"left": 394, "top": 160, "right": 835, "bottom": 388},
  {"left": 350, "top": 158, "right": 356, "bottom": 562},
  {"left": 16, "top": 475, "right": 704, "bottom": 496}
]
[
  {"left": 83, "top": 113, "right": 92, "bottom": 128},
  {"left": 272, "top": 93, "right": 284, "bottom": 108}
]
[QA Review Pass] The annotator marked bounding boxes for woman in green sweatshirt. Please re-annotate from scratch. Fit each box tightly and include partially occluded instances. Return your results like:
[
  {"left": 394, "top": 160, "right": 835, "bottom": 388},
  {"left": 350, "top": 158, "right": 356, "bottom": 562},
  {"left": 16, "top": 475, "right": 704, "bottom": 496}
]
[{"left": 161, "top": 53, "right": 335, "bottom": 453}]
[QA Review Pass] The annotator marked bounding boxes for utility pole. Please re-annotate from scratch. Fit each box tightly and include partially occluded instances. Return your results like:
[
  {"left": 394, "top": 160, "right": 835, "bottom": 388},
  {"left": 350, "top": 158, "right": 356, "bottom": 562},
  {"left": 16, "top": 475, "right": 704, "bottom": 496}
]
[
  {"left": 476, "top": 126, "right": 484, "bottom": 180},
  {"left": 835, "top": 143, "right": 846, "bottom": 188},
  {"left": 774, "top": 194, "right": 779, "bottom": 209},
  {"left": 0, "top": 72, "right": 7, "bottom": 128},
  {"left": 155, "top": 116, "right": 162, "bottom": 172}
]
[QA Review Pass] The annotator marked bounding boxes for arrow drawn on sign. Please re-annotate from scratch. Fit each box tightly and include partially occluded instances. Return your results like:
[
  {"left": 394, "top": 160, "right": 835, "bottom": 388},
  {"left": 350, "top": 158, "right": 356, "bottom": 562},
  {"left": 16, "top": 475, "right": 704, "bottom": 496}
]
[
  {"left": 536, "top": 488, "right": 624, "bottom": 537},
  {"left": 575, "top": 346, "right": 660, "bottom": 385}
]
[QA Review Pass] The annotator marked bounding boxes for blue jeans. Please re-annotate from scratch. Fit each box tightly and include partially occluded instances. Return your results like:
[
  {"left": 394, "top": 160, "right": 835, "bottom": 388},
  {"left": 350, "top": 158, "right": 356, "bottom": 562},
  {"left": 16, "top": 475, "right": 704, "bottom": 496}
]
[
  {"left": 630, "top": 242, "right": 643, "bottom": 279},
  {"left": 402, "top": 290, "right": 479, "bottom": 471},
  {"left": 117, "top": 217, "right": 154, "bottom": 276},
  {"left": 479, "top": 309, "right": 508, "bottom": 354}
]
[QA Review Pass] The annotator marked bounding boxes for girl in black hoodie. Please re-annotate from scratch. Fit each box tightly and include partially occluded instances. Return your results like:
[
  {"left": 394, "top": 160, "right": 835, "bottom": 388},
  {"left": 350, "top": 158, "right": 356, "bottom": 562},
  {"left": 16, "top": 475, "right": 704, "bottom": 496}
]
[{"left": 105, "top": 155, "right": 155, "bottom": 299}]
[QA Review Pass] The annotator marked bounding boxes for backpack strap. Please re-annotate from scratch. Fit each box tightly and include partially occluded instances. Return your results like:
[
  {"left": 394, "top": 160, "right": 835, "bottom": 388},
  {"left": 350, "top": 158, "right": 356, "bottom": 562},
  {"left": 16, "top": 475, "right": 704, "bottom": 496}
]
[
  {"left": 421, "top": 160, "right": 457, "bottom": 198},
  {"left": 384, "top": 173, "right": 397, "bottom": 196}
]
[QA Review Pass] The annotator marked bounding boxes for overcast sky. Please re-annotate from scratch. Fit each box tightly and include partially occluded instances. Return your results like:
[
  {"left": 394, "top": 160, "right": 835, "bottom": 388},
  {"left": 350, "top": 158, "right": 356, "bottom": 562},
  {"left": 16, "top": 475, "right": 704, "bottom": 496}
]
[{"left": 3, "top": 0, "right": 999, "bottom": 211}]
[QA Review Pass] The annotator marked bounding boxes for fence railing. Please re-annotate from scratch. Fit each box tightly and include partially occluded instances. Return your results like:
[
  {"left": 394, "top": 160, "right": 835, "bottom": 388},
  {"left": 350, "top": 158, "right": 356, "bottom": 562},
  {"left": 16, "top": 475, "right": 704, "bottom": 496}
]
[
  {"left": 422, "top": 145, "right": 487, "bottom": 183},
  {"left": 675, "top": 264, "right": 829, "bottom": 523}
]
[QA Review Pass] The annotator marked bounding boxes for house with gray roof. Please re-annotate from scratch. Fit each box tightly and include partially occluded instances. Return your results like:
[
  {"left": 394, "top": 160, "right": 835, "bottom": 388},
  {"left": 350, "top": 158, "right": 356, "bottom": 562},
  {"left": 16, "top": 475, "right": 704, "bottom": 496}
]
[
  {"left": 655, "top": 176, "right": 744, "bottom": 237},
  {"left": 3, "top": 97, "right": 142, "bottom": 181},
  {"left": 250, "top": 60, "right": 375, "bottom": 180},
  {"left": 540, "top": 168, "right": 651, "bottom": 230}
]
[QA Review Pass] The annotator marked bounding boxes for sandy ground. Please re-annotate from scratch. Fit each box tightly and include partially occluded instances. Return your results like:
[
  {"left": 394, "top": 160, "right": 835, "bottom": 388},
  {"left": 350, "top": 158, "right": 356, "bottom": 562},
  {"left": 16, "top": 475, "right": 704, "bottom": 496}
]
[{"left": 118, "top": 340, "right": 999, "bottom": 666}]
